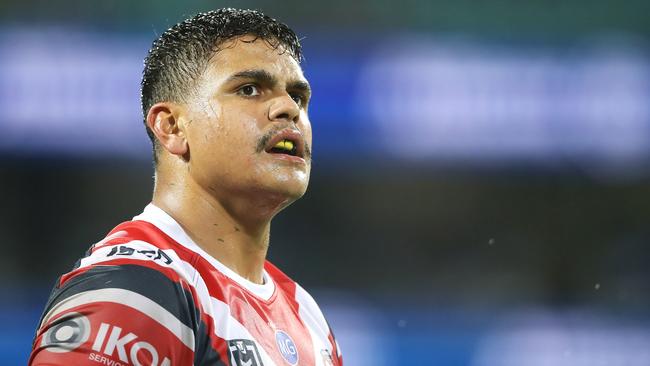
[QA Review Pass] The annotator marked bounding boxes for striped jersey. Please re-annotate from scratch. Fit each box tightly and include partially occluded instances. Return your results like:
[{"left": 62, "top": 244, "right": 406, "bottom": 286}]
[{"left": 29, "top": 204, "right": 342, "bottom": 366}]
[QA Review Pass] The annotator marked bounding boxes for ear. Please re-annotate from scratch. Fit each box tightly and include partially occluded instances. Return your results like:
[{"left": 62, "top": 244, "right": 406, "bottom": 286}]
[{"left": 146, "top": 102, "right": 188, "bottom": 156}]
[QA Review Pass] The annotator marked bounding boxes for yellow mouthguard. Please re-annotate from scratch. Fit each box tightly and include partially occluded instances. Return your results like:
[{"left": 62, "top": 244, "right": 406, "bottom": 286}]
[{"left": 273, "top": 140, "right": 294, "bottom": 151}]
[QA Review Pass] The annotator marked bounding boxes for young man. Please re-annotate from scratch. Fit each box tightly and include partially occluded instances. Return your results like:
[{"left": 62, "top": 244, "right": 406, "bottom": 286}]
[{"left": 29, "top": 8, "right": 342, "bottom": 366}]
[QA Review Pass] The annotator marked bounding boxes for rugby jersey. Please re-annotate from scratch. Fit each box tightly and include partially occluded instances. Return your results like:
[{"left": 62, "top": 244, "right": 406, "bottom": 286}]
[{"left": 29, "top": 204, "right": 342, "bottom": 366}]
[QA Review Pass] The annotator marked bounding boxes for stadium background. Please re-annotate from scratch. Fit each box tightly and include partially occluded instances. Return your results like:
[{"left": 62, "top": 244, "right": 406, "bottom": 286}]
[{"left": 2, "top": 0, "right": 650, "bottom": 364}]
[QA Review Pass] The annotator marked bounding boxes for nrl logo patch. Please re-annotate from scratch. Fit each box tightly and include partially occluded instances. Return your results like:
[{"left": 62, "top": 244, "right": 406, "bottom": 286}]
[{"left": 228, "top": 339, "right": 264, "bottom": 366}]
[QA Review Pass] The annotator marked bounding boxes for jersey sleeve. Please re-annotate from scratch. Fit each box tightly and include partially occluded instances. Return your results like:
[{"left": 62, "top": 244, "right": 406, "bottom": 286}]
[{"left": 29, "top": 263, "right": 198, "bottom": 366}]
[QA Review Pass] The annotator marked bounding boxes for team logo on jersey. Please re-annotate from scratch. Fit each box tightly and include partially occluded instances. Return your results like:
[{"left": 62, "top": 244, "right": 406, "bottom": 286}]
[
  {"left": 228, "top": 339, "right": 264, "bottom": 366},
  {"left": 275, "top": 330, "right": 299, "bottom": 365},
  {"left": 41, "top": 312, "right": 91, "bottom": 353}
]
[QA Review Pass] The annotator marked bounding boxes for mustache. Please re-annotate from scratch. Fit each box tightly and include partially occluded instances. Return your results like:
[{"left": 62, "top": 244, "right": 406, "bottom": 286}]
[{"left": 256, "top": 125, "right": 312, "bottom": 159}]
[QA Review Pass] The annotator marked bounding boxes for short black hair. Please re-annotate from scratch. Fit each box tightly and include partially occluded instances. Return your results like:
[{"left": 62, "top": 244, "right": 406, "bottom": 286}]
[{"left": 140, "top": 8, "right": 303, "bottom": 163}]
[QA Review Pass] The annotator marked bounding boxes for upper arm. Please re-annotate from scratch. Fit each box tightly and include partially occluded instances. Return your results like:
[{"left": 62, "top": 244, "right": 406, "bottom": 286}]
[{"left": 29, "top": 264, "right": 198, "bottom": 366}]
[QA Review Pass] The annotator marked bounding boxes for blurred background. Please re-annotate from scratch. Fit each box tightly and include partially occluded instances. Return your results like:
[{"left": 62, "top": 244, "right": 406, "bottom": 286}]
[{"left": 2, "top": 0, "right": 650, "bottom": 365}]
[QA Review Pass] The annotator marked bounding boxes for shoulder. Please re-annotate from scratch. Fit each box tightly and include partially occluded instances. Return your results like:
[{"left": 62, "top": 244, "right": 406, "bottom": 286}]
[
  {"left": 43, "top": 219, "right": 202, "bottom": 330},
  {"left": 68, "top": 219, "right": 199, "bottom": 286},
  {"left": 29, "top": 220, "right": 203, "bottom": 366},
  {"left": 47, "top": 219, "right": 202, "bottom": 325}
]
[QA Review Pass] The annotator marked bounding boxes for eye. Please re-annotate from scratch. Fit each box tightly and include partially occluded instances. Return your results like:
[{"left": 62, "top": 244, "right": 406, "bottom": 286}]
[
  {"left": 237, "top": 84, "right": 260, "bottom": 97},
  {"left": 290, "top": 93, "right": 305, "bottom": 108}
]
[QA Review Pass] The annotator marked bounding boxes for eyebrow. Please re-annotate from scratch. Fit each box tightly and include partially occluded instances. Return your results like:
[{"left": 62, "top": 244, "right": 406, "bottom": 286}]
[
  {"left": 226, "top": 69, "right": 311, "bottom": 96},
  {"left": 287, "top": 80, "right": 311, "bottom": 97},
  {"left": 227, "top": 69, "right": 277, "bottom": 86}
]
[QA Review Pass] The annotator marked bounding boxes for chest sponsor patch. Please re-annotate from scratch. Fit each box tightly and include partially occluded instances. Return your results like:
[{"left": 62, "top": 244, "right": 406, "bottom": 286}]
[{"left": 275, "top": 330, "right": 299, "bottom": 365}]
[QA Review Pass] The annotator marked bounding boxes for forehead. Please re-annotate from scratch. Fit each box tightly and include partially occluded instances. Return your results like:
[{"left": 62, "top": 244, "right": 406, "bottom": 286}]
[{"left": 203, "top": 36, "right": 306, "bottom": 84}]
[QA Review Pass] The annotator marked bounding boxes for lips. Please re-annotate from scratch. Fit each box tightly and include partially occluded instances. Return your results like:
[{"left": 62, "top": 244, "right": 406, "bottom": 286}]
[{"left": 264, "top": 129, "right": 306, "bottom": 159}]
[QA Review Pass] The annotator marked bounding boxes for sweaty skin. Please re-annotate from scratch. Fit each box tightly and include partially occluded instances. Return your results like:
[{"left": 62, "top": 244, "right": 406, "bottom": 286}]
[{"left": 146, "top": 35, "right": 312, "bottom": 284}]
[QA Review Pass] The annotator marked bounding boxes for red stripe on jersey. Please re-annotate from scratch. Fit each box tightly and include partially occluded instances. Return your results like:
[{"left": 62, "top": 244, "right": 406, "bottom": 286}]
[
  {"left": 90, "top": 230, "right": 132, "bottom": 253},
  {"left": 59, "top": 266, "right": 93, "bottom": 288}
]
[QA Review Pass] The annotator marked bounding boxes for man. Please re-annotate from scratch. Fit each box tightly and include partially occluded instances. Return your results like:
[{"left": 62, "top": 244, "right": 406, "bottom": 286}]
[{"left": 29, "top": 8, "right": 342, "bottom": 366}]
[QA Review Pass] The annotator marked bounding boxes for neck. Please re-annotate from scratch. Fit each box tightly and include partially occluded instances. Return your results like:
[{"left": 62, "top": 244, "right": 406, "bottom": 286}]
[{"left": 152, "top": 173, "right": 276, "bottom": 284}]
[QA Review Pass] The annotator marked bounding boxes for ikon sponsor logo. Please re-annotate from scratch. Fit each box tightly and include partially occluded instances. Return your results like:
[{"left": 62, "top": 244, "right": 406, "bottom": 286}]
[
  {"left": 90, "top": 323, "right": 171, "bottom": 366},
  {"left": 88, "top": 352, "right": 127, "bottom": 366},
  {"left": 41, "top": 312, "right": 91, "bottom": 353},
  {"left": 43, "top": 316, "right": 171, "bottom": 366}
]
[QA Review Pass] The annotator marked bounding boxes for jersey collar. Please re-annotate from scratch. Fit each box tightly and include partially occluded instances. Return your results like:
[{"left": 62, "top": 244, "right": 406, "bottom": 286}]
[{"left": 133, "top": 203, "right": 276, "bottom": 301}]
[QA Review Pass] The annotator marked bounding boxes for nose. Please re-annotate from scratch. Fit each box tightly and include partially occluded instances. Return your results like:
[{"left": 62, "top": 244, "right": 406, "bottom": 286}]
[{"left": 268, "top": 94, "right": 300, "bottom": 124}]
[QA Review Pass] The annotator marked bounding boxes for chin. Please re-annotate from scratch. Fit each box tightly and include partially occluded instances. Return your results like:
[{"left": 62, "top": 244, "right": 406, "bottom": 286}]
[
  {"left": 247, "top": 184, "right": 305, "bottom": 220},
  {"left": 266, "top": 166, "right": 309, "bottom": 192},
  {"left": 273, "top": 178, "right": 309, "bottom": 201},
  {"left": 263, "top": 174, "right": 309, "bottom": 206},
  {"left": 242, "top": 167, "right": 310, "bottom": 213}
]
